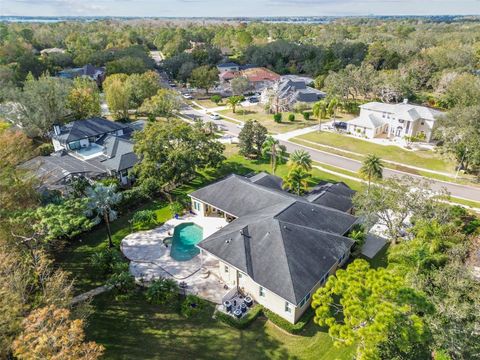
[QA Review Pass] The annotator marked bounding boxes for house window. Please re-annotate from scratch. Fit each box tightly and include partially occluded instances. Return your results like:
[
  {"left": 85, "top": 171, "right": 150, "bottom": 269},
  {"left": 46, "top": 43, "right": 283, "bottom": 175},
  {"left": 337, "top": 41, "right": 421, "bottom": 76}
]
[
  {"left": 224, "top": 265, "right": 229, "bottom": 273},
  {"left": 259, "top": 286, "right": 266, "bottom": 297},
  {"left": 285, "top": 301, "right": 292, "bottom": 313},
  {"left": 238, "top": 272, "right": 243, "bottom": 278},
  {"left": 421, "top": 121, "right": 425, "bottom": 125}
]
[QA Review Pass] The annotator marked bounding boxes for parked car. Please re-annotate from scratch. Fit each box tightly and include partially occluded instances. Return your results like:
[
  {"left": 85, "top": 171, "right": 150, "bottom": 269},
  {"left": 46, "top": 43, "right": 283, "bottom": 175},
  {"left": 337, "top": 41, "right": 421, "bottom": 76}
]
[
  {"left": 248, "top": 96, "right": 259, "bottom": 103},
  {"left": 183, "top": 93, "right": 193, "bottom": 99},
  {"left": 209, "top": 113, "right": 221, "bottom": 120},
  {"left": 168, "top": 82, "right": 176, "bottom": 87},
  {"left": 333, "top": 121, "right": 348, "bottom": 130}
]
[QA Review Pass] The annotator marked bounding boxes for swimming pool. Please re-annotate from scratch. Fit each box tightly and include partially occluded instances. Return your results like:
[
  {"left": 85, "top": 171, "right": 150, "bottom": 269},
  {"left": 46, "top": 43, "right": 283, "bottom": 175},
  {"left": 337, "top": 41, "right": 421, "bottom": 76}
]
[
  {"left": 74, "top": 143, "right": 104, "bottom": 159},
  {"left": 169, "top": 223, "right": 204, "bottom": 261}
]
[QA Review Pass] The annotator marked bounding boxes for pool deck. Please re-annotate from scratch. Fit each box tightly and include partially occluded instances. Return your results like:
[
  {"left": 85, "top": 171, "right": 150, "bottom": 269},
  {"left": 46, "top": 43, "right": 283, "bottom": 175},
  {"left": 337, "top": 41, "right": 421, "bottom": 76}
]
[{"left": 121, "top": 214, "right": 229, "bottom": 303}]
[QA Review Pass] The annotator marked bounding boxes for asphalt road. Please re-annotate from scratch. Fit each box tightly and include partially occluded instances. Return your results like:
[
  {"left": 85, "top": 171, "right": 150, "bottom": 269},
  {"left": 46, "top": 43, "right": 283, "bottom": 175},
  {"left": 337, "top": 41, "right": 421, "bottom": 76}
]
[{"left": 179, "top": 105, "right": 480, "bottom": 203}]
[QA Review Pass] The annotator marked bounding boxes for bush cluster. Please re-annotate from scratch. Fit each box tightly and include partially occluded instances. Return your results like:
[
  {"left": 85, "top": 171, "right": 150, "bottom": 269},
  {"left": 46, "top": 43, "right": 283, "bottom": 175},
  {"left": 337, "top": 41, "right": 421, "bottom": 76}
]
[{"left": 263, "top": 307, "right": 314, "bottom": 334}]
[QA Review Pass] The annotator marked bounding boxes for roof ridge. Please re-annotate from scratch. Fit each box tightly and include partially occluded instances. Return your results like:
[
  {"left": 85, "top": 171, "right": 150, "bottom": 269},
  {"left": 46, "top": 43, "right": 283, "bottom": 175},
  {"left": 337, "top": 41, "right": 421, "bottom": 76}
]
[{"left": 276, "top": 221, "right": 298, "bottom": 302}]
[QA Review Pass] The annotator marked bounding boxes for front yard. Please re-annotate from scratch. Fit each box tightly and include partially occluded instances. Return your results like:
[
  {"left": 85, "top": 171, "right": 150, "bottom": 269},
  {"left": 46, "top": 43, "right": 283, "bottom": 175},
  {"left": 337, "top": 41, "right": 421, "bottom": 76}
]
[{"left": 295, "top": 131, "right": 456, "bottom": 173}]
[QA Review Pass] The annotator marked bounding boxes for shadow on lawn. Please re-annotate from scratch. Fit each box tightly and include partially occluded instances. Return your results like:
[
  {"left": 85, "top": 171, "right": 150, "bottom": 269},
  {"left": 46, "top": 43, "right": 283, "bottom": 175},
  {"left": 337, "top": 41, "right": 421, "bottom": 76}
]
[{"left": 87, "top": 291, "right": 296, "bottom": 360}]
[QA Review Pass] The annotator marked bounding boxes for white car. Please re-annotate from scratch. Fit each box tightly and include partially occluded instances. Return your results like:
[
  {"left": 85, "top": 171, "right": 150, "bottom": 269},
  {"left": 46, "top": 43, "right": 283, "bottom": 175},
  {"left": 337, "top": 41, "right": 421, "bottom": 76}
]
[
  {"left": 209, "top": 113, "right": 221, "bottom": 120},
  {"left": 236, "top": 123, "right": 244, "bottom": 129},
  {"left": 182, "top": 94, "right": 193, "bottom": 99}
]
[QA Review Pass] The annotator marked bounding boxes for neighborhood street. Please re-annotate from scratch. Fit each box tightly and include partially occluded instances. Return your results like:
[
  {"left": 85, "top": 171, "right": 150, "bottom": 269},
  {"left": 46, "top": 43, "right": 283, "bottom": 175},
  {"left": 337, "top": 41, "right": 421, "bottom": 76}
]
[{"left": 179, "top": 105, "right": 480, "bottom": 202}]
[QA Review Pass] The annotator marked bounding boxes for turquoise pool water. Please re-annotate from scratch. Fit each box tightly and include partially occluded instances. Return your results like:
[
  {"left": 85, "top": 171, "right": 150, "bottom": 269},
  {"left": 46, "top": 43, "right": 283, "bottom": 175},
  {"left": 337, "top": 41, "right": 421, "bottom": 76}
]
[{"left": 170, "top": 223, "right": 204, "bottom": 261}]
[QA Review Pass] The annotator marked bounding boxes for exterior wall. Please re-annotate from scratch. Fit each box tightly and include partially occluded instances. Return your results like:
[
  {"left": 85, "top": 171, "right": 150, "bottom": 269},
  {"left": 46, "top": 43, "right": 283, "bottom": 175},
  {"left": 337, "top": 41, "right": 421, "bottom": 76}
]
[
  {"left": 190, "top": 198, "right": 206, "bottom": 217},
  {"left": 68, "top": 138, "right": 90, "bottom": 150},
  {"left": 217, "top": 66, "right": 240, "bottom": 73},
  {"left": 347, "top": 123, "right": 376, "bottom": 138}
]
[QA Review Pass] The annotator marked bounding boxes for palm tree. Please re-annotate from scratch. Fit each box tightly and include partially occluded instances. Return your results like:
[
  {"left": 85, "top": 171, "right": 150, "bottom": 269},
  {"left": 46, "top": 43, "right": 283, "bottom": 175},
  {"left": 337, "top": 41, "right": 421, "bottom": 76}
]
[
  {"left": 327, "top": 97, "right": 339, "bottom": 122},
  {"left": 312, "top": 100, "right": 327, "bottom": 131},
  {"left": 288, "top": 149, "right": 312, "bottom": 172},
  {"left": 359, "top": 154, "right": 384, "bottom": 189},
  {"left": 262, "top": 136, "right": 287, "bottom": 174},
  {"left": 226, "top": 95, "right": 243, "bottom": 114},
  {"left": 282, "top": 167, "right": 311, "bottom": 195},
  {"left": 86, "top": 184, "right": 122, "bottom": 248}
]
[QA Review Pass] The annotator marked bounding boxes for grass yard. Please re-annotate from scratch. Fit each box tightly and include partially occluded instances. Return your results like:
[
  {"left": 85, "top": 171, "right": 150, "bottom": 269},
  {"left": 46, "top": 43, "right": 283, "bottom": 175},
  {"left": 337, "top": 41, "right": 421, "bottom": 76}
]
[
  {"left": 86, "top": 291, "right": 355, "bottom": 360},
  {"left": 219, "top": 106, "right": 317, "bottom": 134},
  {"left": 194, "top": 98, "right": 224, "bottom": 108},
  {"left": 295, "top": 131, "right": 455, "bottom": 173}
]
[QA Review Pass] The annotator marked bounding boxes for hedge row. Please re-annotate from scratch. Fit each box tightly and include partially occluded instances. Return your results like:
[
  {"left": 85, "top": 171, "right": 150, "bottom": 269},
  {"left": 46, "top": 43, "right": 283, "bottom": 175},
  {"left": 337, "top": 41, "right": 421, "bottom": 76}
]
[
  {"left": 263, "top": 307, "right": 314, "bottom": 335},
  {"left": 216, "top": 304, "right": 263, "bottom": 329}
]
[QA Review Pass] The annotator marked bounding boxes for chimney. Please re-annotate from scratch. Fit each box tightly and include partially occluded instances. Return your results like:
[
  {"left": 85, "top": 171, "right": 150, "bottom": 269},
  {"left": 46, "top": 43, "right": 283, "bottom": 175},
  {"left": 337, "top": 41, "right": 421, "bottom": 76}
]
[
  {"left": 403, "top": 98, "right": 408, "bottom": 104},
  {"left": 53, "top": 124, "right": 61, "bottom": 136}
]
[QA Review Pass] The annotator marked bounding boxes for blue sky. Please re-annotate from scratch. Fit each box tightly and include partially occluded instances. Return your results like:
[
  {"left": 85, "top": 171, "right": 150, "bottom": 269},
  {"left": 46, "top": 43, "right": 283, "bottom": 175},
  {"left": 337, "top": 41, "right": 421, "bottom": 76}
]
[{"left": 1, "top": 0, "right": 479, "bottom": 17}]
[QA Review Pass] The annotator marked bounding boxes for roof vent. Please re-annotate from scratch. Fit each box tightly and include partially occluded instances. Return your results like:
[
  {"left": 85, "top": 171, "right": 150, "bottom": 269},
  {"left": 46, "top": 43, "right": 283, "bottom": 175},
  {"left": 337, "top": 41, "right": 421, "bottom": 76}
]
[{"left": 226, "top": 239, "right": 231, "bottom": 244}]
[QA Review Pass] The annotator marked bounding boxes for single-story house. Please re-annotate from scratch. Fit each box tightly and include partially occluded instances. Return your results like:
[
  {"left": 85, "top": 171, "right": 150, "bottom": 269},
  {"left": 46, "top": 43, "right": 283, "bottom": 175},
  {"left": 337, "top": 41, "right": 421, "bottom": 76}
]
[
  {"left": 347, "top": 100, "right": 443, "bottom": 142},
  {"left": 21, "top": 118, "right": 145, "bottom": 190},
  {"left": 217, "top": 62, "right": 240, "bottom": 73},
  {"left": 189, "top": 173, "right": 357, "bottom": 324}
]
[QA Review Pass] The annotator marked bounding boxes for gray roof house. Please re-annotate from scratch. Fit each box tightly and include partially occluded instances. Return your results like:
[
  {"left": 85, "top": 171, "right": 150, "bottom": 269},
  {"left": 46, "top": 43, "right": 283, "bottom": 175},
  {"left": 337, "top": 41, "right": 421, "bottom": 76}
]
[
  {"left": 189, "top": 173, "right": 357, "bottom": 323},
  {"left": 21, "top": 118, "right": 145, "bottom": 191},
  {"left": 260, "top": 77, "right": 326, "bottom": 112}
]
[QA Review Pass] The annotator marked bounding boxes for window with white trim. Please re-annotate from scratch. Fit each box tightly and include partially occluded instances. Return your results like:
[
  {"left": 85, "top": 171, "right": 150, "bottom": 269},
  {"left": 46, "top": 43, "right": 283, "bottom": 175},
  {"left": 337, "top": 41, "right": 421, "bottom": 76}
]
[
  {"left": 259, "top": 286, "right": 266, "bottom": 297},
  {"left": 224, "top": 265, "right": 229, "bottom": 273}
]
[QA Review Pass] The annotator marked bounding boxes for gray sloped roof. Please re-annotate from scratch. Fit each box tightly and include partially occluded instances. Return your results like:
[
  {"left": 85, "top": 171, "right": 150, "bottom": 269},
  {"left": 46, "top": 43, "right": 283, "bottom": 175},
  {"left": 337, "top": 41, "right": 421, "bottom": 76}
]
[
  {"left": 190, "top": 174, "right": 298, "bottom": 216},
  {"left": 194, "top": 174, "right": 357, "bottom": 304},
  {"left": 53, "top": 118, "right": 129, "bottom": 144},
  {"left": 306, "top": 182, "right": 355, "bottom": 212},
  {"left": 99, "top": 135, "right": 139, "bottom": 172},
  {"left": 198, "top": 200, "right": 355, "bottom": 304},
  {"left": 249, "top": 172, "right": 284, "bottom": 191}
]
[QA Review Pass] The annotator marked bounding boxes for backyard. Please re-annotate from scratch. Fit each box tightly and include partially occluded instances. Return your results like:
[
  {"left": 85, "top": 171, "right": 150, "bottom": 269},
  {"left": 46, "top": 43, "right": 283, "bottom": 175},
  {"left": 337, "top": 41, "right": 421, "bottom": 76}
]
[{"left": 55, "top": 145, "right": 367, "bottom": 359}]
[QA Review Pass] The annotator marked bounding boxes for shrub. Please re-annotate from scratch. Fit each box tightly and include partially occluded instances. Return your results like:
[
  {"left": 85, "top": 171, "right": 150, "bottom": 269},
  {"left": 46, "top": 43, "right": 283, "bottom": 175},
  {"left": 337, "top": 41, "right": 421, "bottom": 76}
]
[
  {"left": 132, "top": 209, "right": 157, "bottom": 230},
  {"left": 263, "top": 307, "right": 314, "bottom": 334},
  {"left": 37, "top": 143, "right": 54, "bottom": 156},
  {"left": 210, "top": 95, "right": 222, "bottom": 105},
  {"left": 107, "top": 270, "right": 136, "bottom": 300},
  {"left": 302, "top": 112, "right": 310, "bottom": 120},
  {"left": 98, "top": 177, "right": 120, "bottom": 187},
  {"left": 169, "top": 201, "right": 184, "bottom": 215},
  {"left": 90, "top": 248, "right": 124, "bottom": 276},
  {"left": 293, "top": 102, "right": 309, "bottom": 113},
  {"left": 118, "top": 186, "right": 149, "bottom": 209},
  {"left": 216, "top": 304, "right": 263, "bottom": 329},
  {"left": 288, "top": 113, "right": 295, "bottom": 122},
  {"left": 145, "top": 278, "right": 179, "bottom": 305},
  {"left": 181, "top": 295, "right": 207, "bottom": 318},
  {"left": 273, "top": 113, "right": 282, "bottom": 123}
]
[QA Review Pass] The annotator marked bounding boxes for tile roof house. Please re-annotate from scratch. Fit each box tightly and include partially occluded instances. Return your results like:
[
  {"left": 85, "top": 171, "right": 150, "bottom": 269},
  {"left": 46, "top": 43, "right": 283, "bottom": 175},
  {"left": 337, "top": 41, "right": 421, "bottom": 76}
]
[
  {"left": 347, "top": 100, "right": 443, "bottom": 142},
  {"left": 189, "top": 173, "right": 357, "bottom": 323},
  {"left": 219, "top": 66, "right": 281, "bottom": 92},
  {"left": 21, "top": 118, "right": 145, "bottom": 191}
]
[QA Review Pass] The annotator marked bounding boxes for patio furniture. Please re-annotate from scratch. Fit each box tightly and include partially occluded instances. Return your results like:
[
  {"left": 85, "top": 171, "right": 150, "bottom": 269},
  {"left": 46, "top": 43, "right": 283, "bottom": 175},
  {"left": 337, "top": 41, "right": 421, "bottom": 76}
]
[
  {"left": 240, "top": 303, "right": 247, "bottom": 313},
  {"left": 244, "top": 296, "right": 253, "bottom": 307},
  {"left": 224, "top": 300, "right": 232, "bottom": 312},
  {"left": 233, "top": 309, "right": 242, "bottom": 318}
]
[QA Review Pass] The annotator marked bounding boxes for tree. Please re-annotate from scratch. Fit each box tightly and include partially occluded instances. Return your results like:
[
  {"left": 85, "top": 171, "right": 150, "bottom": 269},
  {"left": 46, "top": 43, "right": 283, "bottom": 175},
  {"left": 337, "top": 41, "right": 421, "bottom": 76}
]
[
  {"left": 12, "top": 305, "right": 104, "bottom": 360},
  {"left": 103, "top": 74, "right": 130, "bottom": 120},
  {"left": 312, "top": 259, "right": 431, "bottom": 360},
  {"left": 145, "top": 278, "right": 179, "bottom": 305},
  {"left": 312, "top": 100, "right": 327, "bottom": 130},
  {"left": 282, "top": 167, "right": 311, "bottom": 195},
  {"left": 261, "top": 136, "right": 287, "bottom": 174},
  {"left": 441, "top": 73, "right": 480, "bottom": 109},
  {"left": 189, "top": 65, "right": 218, "bottom": 94},
  {"left": 226, "top": 95, "right": 244, "bottom": 114},
  {"left": 133, "top": 119, "right": 225, "bottom": 197},
  {"left": 359, "top": 154, "right": 384, "bottom": 189},
  {"left": 66, "top": 77, "right": 101, "bottom": 119},
  {"left": 125, "top": 71, "right": 161, "bottom": 109},
  {"left": 230, "top": 76, "right": 250, "bottom": 95},
  {"left": 5, "top": 74, "right": 72, "bottom": 138},
  {"left": 288, "top": 149, "right": 312, "bottom": 172},
  {"left": 210, "top": 95, "right": 222, "bottom": 105},
  {"left": 106, "top": 56, "right": 151, "bottom": 75},
  {"left": 353, "top": 176, "right": 442, "bottom": 244},
  {"left": 326, "top": 97, "right": 339, "bottom": 121},
  {"left": 86, "top": 184, "right": 122, "bottom": 248},
  {"left": 238, "top": 119, "right": 267, "bottom": 158},
  {"left": 139, "top": 89, "right": 181, "bottom": 119}
]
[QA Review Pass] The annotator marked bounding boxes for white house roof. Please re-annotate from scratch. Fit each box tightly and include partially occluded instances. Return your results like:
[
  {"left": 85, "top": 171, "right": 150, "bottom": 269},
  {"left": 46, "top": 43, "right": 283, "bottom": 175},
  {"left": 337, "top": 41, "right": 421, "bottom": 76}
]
[
  {"left": 348, "top": 113, "right": 385, "bottom": 129},
  {"left": 359, "top": 101, "right": 442, "bottom": 122}
]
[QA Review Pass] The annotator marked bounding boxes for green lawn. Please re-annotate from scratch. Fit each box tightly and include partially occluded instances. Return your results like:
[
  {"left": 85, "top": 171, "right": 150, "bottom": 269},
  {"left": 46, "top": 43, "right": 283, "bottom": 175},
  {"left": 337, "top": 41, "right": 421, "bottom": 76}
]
[
  {"left": 296, "top": 131, "right": 455, "bottom": 173},
  {"left": 86, "top": 291, "right": 355, "bottom": 360}
]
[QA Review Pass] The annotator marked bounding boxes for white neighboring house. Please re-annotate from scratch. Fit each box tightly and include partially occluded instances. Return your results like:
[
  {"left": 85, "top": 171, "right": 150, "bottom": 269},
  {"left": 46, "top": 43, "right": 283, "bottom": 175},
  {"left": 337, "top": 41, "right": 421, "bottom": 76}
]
[
  {"left": 347, "top": 100, "right": 443, "bottom": 142},
  {"left": 216, "top": 62, "right": 240, "bottom": 74}
]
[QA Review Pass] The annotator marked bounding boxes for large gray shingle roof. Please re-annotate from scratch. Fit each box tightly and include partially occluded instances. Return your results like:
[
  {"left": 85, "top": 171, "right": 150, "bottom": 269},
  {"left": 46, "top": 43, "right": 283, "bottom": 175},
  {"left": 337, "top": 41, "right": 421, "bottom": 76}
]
[
  {"left": 53, "top": 117, "right": 129, "bottom": 144},
  {"left": 193, "top": 174, "right": 357, "bottom": 304}
]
